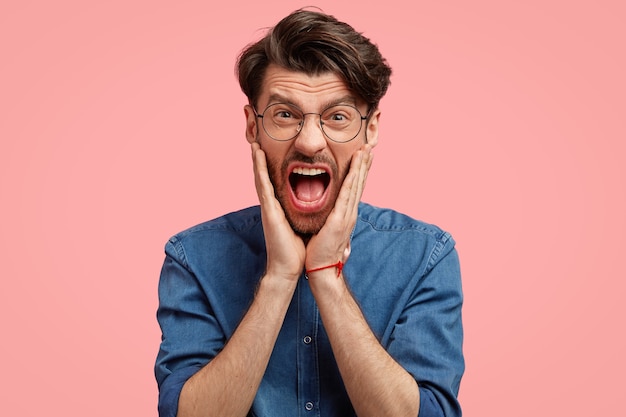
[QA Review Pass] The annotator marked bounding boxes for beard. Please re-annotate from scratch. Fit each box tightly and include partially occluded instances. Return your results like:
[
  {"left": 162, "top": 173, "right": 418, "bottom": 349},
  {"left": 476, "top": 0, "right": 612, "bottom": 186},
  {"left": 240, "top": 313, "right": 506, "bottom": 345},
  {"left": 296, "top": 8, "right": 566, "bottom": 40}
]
[{"left": 265, "top": 150, "right": 346, "bottom": 236}]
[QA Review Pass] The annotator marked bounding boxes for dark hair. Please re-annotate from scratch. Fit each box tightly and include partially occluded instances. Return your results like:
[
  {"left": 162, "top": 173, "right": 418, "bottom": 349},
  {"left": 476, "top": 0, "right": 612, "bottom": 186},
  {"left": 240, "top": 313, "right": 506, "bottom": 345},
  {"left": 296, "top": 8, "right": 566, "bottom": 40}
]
[{"left": 236, "top": 9, "right": 392, "bottom": 110}]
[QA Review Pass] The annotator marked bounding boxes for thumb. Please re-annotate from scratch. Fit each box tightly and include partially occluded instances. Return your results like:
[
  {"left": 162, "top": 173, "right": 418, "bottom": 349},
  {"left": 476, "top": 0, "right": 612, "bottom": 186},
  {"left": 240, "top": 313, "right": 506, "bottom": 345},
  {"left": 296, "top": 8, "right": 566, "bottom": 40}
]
[{"left": 342, "top": 244, "right": 351, "bottom": 264}]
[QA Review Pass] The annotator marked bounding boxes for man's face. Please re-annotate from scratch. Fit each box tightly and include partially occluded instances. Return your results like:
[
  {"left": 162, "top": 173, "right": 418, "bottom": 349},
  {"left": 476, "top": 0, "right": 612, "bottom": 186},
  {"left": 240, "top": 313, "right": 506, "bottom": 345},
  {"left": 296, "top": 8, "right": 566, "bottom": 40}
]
[{"left": 245, "top": 64, "right": 380, "bottom": 235}]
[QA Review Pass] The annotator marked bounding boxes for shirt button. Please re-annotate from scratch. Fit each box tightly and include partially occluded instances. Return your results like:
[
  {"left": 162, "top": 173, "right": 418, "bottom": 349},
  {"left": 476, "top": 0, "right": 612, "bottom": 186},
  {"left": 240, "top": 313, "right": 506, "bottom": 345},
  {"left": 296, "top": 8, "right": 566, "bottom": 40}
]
[
  {"left": 305, "top": 401, "right": 314, "bottom": 411},
  {"left": 303, "top": 335, "right": 312, "bottom": 344}
]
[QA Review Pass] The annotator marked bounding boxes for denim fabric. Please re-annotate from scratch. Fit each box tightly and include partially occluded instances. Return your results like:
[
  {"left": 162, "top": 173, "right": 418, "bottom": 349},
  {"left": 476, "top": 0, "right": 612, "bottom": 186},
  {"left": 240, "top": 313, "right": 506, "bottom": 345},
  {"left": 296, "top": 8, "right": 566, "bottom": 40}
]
[{"left": 155, "top": 202, "right": 464, "bottom": 417}]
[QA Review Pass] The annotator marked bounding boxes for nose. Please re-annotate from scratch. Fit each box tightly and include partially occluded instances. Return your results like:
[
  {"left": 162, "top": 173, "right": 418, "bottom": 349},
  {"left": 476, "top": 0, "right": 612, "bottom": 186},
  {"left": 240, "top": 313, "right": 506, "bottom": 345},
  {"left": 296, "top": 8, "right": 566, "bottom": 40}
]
[{"left": 293, "top": 113, "right": 327, "bottom": 157}]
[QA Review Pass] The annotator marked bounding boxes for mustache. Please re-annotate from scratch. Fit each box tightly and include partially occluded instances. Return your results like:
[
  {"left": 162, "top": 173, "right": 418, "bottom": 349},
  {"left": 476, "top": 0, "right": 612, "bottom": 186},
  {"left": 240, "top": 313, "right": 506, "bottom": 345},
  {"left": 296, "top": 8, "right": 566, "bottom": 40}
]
[
  {"left": 283, "top": 152, "right": 321, "bottom": 165},
  {"left": 280, "top": 151, "right": 338, "bottom": 176}
]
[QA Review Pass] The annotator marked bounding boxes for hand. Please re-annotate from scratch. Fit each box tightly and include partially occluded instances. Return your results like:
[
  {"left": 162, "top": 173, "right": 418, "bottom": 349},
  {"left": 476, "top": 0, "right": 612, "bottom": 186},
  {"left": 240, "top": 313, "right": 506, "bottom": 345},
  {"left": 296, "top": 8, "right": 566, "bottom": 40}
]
[
  {"left": 251, "top": 142, "right": 306, "bottom": 282},
  {"left": 305, "top": 145, "right": 373, "bottom": 276}
]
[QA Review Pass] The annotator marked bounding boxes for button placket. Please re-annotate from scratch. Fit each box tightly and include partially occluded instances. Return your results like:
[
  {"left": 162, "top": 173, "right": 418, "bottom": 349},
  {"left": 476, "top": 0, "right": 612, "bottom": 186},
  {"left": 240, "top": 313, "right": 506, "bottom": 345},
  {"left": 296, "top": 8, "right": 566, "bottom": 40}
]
[{"left": 297, "top": 272, "right": 320, "bottom": 416}]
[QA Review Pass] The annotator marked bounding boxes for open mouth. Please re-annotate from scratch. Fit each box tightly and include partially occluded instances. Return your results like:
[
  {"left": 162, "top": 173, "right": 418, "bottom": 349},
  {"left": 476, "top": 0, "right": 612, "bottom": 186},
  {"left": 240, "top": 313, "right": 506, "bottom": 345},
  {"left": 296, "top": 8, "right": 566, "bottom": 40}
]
[{"left": 289, "top": 167, "right": 331, "bottom": 203}]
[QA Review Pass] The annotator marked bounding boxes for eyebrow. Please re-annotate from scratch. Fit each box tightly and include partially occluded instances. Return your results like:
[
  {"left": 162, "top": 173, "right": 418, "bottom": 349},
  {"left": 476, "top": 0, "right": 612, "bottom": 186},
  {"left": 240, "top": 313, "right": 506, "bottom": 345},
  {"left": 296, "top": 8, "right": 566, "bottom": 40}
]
[
  {"left": 266, "top": 93, "right": 358, "bottom": 110},
  {"left": 322, "top": 95, "right": 358, "bottom": 108}
]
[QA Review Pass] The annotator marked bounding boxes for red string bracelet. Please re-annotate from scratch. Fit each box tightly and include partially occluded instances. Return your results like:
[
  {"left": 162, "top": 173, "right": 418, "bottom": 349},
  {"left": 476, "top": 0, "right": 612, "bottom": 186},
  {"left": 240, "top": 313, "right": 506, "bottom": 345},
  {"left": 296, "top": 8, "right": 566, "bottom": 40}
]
[{"left": 306, "top": 260, "right": 344, "bottom": 277}]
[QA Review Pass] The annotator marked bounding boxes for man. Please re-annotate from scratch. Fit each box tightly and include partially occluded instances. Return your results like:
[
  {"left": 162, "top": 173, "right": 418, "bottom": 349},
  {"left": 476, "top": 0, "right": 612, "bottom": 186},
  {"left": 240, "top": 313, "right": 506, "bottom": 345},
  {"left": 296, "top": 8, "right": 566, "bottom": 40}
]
[{"left": 155, "top": 9, "right": 464, "bottom": 417}]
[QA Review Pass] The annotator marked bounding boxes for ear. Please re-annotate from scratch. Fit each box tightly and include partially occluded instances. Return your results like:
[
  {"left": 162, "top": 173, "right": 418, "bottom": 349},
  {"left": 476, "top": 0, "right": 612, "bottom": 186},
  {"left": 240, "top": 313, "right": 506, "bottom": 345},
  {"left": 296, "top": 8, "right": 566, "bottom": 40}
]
[
  {"left": 244, "top": 105, "right": 257, "bottom": 144},
  {"left": 365, "top": 108, "right": 381, "bottom": 147}
]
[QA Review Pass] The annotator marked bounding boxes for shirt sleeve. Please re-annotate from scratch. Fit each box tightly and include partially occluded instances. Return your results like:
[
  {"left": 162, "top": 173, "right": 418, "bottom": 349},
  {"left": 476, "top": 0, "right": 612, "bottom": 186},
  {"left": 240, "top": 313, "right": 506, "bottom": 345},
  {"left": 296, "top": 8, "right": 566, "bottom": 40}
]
[
  {"left": 387, "top": 233, "right": 464, "bottom": 417},
  {"left": 154, "top": 237, "right": 225, "bottom": 417}
]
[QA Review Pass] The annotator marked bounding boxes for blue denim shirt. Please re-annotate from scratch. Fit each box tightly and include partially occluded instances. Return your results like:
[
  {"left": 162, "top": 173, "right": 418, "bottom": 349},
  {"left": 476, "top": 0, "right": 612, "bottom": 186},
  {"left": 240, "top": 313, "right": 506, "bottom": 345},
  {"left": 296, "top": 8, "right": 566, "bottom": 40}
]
[{"left": 155, "top": 203, "right": 464, "bottom": 417}]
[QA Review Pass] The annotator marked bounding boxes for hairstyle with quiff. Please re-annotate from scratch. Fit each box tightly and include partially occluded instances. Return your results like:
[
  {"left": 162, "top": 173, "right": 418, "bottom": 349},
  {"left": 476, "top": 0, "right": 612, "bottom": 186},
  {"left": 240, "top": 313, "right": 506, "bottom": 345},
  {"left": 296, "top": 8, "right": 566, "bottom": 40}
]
[{"left": 236, "top": 9, "right": 392, "bottom": 111}]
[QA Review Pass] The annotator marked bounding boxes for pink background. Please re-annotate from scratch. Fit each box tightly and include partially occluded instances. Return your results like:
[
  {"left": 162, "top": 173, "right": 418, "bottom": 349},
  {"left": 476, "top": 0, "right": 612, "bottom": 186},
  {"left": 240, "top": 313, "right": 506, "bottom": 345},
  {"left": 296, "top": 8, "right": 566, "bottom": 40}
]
[{"left": 1, "top": 1, "right": 624, "bottom": 415}]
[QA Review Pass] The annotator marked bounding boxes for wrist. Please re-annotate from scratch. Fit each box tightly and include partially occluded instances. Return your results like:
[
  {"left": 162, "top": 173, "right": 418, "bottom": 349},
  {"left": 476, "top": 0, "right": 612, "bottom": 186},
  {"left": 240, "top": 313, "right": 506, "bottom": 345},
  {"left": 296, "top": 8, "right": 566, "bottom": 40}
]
[
  {"left": 307, "top": 267, "right": 351, "bottom": 304},
  {"left": 259, "top": 271, "right": 298, "bottom": 298},
  {"left": 305, "top": 260, "right": 344, "bottom": 277}
]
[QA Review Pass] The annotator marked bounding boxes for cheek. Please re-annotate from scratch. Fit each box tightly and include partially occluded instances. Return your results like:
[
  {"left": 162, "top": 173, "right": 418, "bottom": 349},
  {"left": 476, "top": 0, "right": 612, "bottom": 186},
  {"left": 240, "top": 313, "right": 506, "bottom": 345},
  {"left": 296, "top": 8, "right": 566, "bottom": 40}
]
[
  {"left": 259, "top": 139, "right": 285, "bottom": 164},
  {"left": 336, "top": 158, "right": 352, "bottom": 183},
  {"left": 331, "top": 146, "right": 359, "bottom": 176},
  {"left": 262, "top": 147, "right": 288, "bottom": 187}
]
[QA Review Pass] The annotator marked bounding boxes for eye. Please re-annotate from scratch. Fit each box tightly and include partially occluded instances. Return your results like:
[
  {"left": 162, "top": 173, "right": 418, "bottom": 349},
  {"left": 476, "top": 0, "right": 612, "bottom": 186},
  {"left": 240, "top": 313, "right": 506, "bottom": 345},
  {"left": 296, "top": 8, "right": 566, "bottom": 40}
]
[
  {"left": 322, "top": 106, "right": 355, "bottom": 126},
  {"left": 329, "top": 113, "right": 347, "bottom": 121},
  {"left": 267, "top": 103, "right": 302, "bottom": 123}
]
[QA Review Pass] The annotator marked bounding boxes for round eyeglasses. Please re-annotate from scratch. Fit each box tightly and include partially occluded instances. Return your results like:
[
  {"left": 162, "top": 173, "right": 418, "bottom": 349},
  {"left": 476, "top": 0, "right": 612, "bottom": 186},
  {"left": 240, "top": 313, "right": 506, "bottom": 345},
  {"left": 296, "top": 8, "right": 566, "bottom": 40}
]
[{"left": 254, "top": 103, "right": 369, "bottom": 143}]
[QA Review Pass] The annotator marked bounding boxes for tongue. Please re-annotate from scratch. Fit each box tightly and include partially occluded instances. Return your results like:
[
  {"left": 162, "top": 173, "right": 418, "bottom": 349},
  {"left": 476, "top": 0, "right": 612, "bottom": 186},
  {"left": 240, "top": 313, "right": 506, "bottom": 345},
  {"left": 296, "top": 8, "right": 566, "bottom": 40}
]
[{"left": 294, "top": 176, "right": 326, "bottom": 202}]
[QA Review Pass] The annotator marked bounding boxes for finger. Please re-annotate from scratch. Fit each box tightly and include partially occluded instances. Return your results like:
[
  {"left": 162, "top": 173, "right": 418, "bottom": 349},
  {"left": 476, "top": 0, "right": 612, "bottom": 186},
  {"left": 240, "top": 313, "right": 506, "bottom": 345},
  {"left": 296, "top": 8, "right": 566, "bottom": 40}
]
[
  {"left": 251, "top": 143, "right": 273, "bottom": 203},
  {"left": 354, "top": 146, "right": 373, "bottom": 208},
  {"left": 251, "top": 143, "right": 289, "bottom": 229},
  {"left": 346, "top": 146, "right": 370, "bottom": 217},
  {"left": 338, "top": 148, "right": 363, "bottom": 220}
]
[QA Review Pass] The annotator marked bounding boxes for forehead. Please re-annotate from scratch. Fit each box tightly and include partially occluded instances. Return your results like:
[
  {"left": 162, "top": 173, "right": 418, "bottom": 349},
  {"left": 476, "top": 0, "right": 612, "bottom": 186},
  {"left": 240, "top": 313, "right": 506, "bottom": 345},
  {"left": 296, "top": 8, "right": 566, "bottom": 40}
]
[{"left": 259, "top": 64, "right": 358, "bottom": 108}]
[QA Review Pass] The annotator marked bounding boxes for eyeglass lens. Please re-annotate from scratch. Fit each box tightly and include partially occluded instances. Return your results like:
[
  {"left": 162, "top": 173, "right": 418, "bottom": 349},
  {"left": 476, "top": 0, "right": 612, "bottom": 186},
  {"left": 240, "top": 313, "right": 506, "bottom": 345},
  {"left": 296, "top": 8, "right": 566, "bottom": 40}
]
[{"left": 260, "top": 103, "right": 364, "bottom": 142}]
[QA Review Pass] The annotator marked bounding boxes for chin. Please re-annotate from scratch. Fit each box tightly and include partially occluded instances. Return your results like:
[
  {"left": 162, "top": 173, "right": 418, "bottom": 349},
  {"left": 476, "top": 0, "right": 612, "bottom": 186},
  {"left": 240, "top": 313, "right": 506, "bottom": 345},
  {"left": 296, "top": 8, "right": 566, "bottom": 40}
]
[{"left": 286, "top": 211, "right": 327, "bottom": 236}]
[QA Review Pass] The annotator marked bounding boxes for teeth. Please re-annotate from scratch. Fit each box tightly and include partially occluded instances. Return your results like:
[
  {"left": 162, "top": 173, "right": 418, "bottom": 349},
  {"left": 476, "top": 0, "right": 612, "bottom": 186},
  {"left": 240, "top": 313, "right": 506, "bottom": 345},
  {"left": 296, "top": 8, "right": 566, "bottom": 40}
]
[{"left": 292, "top": 167, "right": 327, "bottom": 176}]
